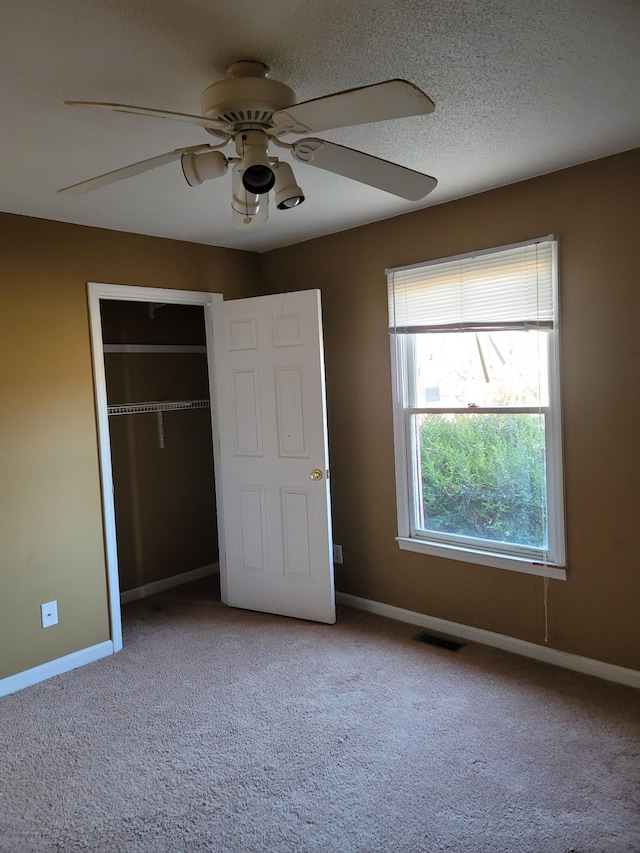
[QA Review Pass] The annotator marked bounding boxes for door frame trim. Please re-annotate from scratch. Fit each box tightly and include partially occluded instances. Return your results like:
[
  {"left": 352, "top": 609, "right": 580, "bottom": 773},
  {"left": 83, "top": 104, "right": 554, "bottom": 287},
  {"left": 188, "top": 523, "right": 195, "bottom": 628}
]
[{"left": 87, "top": 282, "right": 224, "bottom": 651}]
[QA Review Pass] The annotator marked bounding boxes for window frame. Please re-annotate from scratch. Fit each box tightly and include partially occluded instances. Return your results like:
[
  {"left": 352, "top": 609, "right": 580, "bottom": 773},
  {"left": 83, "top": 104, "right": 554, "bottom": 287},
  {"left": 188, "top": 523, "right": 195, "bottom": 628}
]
[{"left": 388, "top": 239, "right": 566, "bottom": 580}]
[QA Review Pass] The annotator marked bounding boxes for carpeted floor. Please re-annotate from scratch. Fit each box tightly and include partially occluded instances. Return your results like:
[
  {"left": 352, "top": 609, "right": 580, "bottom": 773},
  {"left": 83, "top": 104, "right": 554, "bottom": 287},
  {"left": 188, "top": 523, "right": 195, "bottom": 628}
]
[{"left": 1, "top": 578, "right": 639, "bottom": 852}]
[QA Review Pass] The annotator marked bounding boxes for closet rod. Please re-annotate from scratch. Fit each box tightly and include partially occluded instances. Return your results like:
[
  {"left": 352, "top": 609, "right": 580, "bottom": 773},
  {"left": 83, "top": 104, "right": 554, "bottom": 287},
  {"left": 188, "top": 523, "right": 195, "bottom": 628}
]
[{"left": 107, "top": 399, "right": 210, "bottom": 416}]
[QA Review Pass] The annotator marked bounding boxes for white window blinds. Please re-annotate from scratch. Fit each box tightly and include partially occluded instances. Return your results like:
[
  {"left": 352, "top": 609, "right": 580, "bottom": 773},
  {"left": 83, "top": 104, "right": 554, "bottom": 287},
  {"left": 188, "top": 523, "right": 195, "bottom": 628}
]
[{"left": 387, "top": 237, "right": 556, "bottom": 333}]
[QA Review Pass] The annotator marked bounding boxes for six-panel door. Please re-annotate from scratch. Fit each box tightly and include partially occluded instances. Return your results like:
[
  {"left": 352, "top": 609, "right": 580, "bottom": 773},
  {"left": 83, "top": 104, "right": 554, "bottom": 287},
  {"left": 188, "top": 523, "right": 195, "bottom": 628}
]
[{"left": 211, "top": 289, "right": 335, "bottom": 624}]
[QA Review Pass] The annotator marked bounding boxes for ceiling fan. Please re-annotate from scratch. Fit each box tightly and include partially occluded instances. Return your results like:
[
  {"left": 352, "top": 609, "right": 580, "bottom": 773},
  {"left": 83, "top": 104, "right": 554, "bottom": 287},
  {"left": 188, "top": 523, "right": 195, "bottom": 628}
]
[{"left": 59, "top": 60, "right": 437, "bottom": 228}]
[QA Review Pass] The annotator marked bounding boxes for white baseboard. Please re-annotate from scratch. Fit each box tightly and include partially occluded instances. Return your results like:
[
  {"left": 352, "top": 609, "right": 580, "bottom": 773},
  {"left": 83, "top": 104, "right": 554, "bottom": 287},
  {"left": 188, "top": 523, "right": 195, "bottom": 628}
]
[
  {"left": 120, "top": 563, "right": 219, "bottom": 604},
  {"left": 0, "top": 641, "right": 114, "bottom": 698},
  {"left": 336, "top": 592, "right": 640, "bottom": 690},
  {"left": 1, "top": 565, "right": 219, "bottom": 698}
]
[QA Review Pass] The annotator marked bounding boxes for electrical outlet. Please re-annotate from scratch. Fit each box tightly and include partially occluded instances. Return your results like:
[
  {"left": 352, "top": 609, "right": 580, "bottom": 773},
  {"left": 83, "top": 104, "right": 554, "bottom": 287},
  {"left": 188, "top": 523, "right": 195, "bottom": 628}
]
[
  {"left": 41, "top": 600, "right": 58, "bottom": 628},
  {"left": 333, "top": 544, "right": 343, "bottom": 564}
]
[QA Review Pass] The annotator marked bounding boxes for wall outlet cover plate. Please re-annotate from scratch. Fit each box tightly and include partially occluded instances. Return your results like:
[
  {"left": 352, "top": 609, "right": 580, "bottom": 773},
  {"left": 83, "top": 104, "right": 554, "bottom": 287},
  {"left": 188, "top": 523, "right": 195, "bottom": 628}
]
[{"left": 41, "top": 600, "right": 58, "bottom": 628}]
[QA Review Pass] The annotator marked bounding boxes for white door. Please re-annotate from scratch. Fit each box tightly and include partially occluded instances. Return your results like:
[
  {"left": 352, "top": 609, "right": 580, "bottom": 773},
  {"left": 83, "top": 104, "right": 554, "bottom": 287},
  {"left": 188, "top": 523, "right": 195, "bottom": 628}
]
[{"left": 211, "top": 289, "right": 335, "bottom": 624}]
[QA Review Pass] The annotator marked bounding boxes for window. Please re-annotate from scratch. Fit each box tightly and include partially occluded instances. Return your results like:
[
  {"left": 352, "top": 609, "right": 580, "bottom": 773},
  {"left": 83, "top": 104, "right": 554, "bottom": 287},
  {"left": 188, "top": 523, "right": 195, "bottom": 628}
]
[{"left": 387, "top": 237, "right": 566, "bottom": 579}]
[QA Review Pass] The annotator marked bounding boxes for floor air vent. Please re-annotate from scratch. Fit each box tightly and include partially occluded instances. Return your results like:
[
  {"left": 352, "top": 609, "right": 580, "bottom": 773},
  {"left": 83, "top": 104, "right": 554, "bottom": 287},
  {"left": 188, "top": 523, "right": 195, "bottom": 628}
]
[{"left": 413, "top": 632, "right": 465, "bottom": 652}]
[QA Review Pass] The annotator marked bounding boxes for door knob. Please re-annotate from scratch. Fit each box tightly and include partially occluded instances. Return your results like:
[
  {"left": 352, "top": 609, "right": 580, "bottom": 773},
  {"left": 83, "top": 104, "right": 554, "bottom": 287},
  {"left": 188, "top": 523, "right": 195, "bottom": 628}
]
[{"left": 309, "top": 469, "right": 323, "bottom": 481}]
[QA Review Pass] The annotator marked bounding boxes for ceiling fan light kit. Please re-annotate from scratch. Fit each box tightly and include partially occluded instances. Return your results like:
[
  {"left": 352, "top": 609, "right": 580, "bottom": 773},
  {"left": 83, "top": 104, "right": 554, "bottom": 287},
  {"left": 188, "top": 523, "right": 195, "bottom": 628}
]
[
  {"left": 236, "top": 129, "right": 277, "bottom": 195},
  {"left": 231, "top": 162, "right": 268, "bottom": 229},
  {"left": 60, "top": 60, "right": 438, "bottom": 229},
  {"left": 272, "top": 162, "right": 305, "bottom": 210},
  {"left": 181, "top": 149, "right": 228, "bottom": 187}
]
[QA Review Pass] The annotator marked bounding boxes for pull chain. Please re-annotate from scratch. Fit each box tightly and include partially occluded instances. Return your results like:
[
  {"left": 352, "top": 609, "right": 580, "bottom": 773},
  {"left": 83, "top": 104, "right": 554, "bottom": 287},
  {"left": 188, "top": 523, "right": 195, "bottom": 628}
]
[{"left": 543, "top": 576, "right": 549, "bottom": 643}]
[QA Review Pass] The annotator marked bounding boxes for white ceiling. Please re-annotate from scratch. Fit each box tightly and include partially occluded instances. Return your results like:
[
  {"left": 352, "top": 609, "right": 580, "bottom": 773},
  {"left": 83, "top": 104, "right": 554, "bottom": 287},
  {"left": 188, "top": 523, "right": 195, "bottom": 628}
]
[{"left": 2, "top": 0, "right": 640, "bottom": 253}]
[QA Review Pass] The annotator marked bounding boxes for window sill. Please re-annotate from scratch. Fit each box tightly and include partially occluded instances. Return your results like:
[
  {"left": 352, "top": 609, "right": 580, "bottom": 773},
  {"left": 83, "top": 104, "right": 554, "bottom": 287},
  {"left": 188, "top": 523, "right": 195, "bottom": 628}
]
[{"left": 396, "top": 537, "right": 567, "bottom": 580}]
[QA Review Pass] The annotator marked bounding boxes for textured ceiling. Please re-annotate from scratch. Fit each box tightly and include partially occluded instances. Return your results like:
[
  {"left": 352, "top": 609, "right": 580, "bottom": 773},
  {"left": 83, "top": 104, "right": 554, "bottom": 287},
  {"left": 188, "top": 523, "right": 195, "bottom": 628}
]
[{"left": 2, "top": 0, "right": 640, "bottom": 252}]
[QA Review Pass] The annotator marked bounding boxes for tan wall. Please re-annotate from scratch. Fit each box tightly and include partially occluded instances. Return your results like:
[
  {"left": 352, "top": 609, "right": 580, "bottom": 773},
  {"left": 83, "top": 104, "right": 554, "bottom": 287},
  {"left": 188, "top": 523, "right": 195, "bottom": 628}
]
[
  {"left": 2, "top": 149, "right": 639, "bottom": 684},
  {"left": 260, "top": 148, "right": 640, "bottom": 671},
  {"left": 0, "top": 214, "right": 260, "bottom": 679}
]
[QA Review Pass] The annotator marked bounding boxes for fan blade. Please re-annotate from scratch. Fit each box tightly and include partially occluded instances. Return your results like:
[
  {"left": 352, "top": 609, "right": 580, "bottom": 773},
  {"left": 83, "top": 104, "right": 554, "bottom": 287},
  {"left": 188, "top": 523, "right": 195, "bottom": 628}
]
[
  {"left": 291, "top": 138, "right": 437, "bottom": 201},
  {"left": 57, "top": 144, "right": 214, "bottom": 195},
  {"left": 270, "top": 80, "right": 434, "bottom": 135},
  {"left": 65, "top": 101, "right": 230, "bottom": 132}
]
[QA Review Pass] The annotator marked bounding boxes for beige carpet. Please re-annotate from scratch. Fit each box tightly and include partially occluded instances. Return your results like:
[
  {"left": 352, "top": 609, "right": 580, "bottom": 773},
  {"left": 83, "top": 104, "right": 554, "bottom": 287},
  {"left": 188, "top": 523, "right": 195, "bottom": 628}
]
[{"left": 1, "top": 578, "right": 639, "bottom": 852}]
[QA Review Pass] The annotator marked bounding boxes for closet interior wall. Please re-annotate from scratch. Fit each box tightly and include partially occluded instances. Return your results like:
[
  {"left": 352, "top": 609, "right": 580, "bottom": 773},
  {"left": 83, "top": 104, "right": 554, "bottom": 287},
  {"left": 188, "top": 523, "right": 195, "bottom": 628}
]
[{"left": 100, "top": 300, "right": 218, "bottom": 594}]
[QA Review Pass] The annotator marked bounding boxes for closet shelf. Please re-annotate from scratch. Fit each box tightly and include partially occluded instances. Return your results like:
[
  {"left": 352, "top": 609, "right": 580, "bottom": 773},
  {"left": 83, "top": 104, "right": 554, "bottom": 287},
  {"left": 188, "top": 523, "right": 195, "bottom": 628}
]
[
  {"left": 107, "top": 399, "right": 210, "bottom": 416},
  {"left": 103, "top": 344, "right": 207, "bottom": 354}
]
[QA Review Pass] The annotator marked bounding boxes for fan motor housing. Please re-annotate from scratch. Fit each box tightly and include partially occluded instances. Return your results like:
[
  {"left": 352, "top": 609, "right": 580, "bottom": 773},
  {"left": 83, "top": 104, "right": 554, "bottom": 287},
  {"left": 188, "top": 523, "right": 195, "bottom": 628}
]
[{"left": 201, "top": 61, "right": 296, "bottom": 128}]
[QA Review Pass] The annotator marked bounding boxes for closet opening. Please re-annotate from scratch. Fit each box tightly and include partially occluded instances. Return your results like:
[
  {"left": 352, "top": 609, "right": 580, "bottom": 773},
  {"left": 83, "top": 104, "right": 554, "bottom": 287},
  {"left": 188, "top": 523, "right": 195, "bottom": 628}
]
[{"left": 99, "top": 298, "right": 221, "bottom": 619}]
